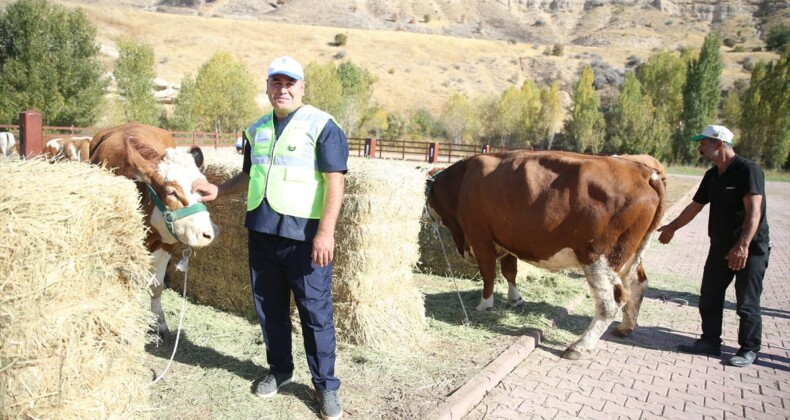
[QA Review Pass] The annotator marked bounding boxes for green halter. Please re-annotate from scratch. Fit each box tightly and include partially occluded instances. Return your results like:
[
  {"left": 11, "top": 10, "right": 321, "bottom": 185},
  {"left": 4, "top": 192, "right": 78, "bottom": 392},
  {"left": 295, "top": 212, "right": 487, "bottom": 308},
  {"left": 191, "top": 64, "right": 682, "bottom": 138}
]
[{"left": 145, "top": 183, "right": 208, "bottom": 238}]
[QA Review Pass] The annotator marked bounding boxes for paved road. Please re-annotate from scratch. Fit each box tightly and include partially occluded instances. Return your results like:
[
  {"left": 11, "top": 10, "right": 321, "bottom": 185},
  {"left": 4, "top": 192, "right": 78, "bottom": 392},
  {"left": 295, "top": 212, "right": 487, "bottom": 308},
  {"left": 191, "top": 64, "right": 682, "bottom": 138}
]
[{"left": 467, "top": 180, "right": 790, "bottom": 419}]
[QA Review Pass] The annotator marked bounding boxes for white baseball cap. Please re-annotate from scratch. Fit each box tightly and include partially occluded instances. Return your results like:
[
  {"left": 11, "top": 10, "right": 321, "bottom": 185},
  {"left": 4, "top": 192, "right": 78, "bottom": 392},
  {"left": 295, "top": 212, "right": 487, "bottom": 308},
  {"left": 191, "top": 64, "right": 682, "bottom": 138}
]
[
  {"left": 690, "top": 125, "right": 734, "bottom": 144},
  {"left": 267, "top": 56, "right": 304, "bottom": 80}
]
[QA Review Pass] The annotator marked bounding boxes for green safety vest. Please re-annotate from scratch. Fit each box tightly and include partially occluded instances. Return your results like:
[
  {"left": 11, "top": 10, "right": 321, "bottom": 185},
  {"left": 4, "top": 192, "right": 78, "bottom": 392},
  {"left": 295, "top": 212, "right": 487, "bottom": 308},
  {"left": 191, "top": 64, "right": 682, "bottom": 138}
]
[{"left": 246, "top": 105, "right": 333, "bottom": 219}]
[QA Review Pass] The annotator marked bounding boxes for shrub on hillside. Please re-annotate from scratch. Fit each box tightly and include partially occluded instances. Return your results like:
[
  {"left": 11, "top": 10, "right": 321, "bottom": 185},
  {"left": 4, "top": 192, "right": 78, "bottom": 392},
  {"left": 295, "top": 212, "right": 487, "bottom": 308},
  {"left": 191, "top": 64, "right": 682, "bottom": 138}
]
[
  {"left": 334, "top": 33, "right": 347, "bottom": 47},
  {"left": 766, "top": 24, "right": 790, "bottom": 52},
  {"left": 552, "top": 44, "right": 564, "bottom": 56},
  {"left": 723, "top": 37, "right": 737, "bottom": 48}
]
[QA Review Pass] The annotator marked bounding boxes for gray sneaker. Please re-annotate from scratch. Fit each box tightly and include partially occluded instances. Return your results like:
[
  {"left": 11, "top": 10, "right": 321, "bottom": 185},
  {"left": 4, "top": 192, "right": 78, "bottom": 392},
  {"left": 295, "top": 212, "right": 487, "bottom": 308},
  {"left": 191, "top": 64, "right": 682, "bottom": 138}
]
[
  {"left": 316, "top": 389, "right": 342, "bottom": 420},
  {"left": 255, "top": 371, "right": 293, "bottom": 399}
]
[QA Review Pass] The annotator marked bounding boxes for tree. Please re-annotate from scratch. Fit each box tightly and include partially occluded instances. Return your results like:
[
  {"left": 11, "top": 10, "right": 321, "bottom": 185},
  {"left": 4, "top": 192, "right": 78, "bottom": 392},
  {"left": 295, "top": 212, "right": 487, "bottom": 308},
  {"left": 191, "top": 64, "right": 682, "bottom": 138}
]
[
  {"left": 609, "top": 72, "right": 656, "bottom": 155},
  {"left": 678, "top": 32, "right": 723, "bottom": 163},
  {"left": 532, "top": 82, "right": 562, "bottom": 150},
  {"left": 739, "top": 51, "right": 790, "bottom": 169},
  {"left": 439, "top": 93, "right": 478, "bottom": 144},
  {"left": 519, "top": 80, "right": 542, "bottom": 148},
  {"left": 565, "top": 66, "right": 605, "bottom": 153},
  {"left": 636, "top": 50, "right": 686, "bottom": 156},
  {"left": 168, "top": 74, "right": 198, "bottom": 131},
  {"left": 0, "top": 0, "right": 107, "bottom": 125},
  {"left": 114, "top": 37, "right": 159, "bottom": 125},
  {"left": 190, "top": 52, "right": 260, "bottom": 132},
  {"left": 491, "top": 86, "right": 525, "bottom": 147},
  {"left": 335, "top": 61, "right": 376, "bottom": 137},
  {"left": 303, "top": 62, "right": 344, "bottom": 118},
  {"left": 765, "top": 24, "right": 790, "bottom": 52}
]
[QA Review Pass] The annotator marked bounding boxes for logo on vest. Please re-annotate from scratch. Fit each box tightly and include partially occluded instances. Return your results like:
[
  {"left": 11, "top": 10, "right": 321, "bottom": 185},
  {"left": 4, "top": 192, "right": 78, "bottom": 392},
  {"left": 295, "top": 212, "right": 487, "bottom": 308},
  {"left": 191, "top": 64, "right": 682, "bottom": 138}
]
[{"left": 288, "top": 145, "right": 296, "bottom": 151}]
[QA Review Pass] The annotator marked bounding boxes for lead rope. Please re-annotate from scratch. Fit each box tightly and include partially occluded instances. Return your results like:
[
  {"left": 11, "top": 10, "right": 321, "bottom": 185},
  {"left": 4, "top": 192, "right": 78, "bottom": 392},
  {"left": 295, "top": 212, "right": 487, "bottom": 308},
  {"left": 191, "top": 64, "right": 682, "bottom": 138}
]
[
  {"left": 423, "top": 205, "right": 471, "bottom": 326},
  {"left": 149, "top": 247, "right": 192, "bottom": 386}
]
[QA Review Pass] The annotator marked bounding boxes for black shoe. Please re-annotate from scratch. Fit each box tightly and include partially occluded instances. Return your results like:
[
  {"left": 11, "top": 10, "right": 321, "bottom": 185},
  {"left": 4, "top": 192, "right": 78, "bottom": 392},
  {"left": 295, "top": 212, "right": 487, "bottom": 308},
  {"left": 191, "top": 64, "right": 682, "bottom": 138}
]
[
  {"left": 677, "top": 339, "right": 721, "bottom": 356},
  {"left": 729, "top": 349, "right": 757, "bottom": 367},
  {"left": 255, "top": 371, "right": 293, "bottom": 399}
]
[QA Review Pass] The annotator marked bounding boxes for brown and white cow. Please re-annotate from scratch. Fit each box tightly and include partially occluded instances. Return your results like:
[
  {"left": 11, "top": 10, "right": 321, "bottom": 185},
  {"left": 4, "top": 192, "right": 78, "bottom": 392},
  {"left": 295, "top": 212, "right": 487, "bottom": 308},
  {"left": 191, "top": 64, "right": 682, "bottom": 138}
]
[
  {"left": 44, "top": 136, "right": 92, "bottom": 162},
  {"left": 90, "top": 123, "right": 218, "bottom": 338},
  {"left": 426, "top": 151, "right": 666, "bottom": 359}
]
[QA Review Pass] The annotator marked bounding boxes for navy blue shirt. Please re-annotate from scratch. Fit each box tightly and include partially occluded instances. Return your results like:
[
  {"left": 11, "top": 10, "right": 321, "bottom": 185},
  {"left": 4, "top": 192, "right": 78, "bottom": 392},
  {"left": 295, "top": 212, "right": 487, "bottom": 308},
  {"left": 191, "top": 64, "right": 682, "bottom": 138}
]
[
  {"left": 692, "top": 155, "right": 770, "bottom": 255},
  {"left": 242, "top": 108, "right": 349, "bottom": 242}
]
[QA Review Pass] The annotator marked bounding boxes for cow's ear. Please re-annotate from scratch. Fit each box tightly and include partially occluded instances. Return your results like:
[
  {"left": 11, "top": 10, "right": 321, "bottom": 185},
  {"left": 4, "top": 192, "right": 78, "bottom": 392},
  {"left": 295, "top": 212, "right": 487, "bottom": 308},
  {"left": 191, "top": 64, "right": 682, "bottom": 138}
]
[
  {"left": 124, "top": 136, "right": 160, "bottom": 184},
  {"left": 189, "top": 146, "right": 204, "bottom": 168}
]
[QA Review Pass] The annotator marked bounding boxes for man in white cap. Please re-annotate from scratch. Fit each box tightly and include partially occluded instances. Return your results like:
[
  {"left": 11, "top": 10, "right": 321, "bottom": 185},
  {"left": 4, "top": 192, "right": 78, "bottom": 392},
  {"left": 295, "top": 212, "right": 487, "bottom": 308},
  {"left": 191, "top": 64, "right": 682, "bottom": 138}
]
[
  {"left": 193, "top": 56, "right": 347, "bottom": 419},
  {"left": 657, "top": 124, "right": 770, "bottom": 368}
]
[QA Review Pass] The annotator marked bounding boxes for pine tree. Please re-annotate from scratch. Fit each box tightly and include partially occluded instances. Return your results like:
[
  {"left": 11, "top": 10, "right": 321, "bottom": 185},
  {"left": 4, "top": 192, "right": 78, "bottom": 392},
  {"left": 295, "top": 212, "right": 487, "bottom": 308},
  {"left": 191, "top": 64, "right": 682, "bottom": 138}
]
[
  {"left": 565, "top": 66, "right": 605, "bottom": 153},
  {"left": 679, "top": 32, "right": 723, "bottom": 163},
  {"left": 114, "top": 37, "right": 159, "bottom": 125},
  {"left": 0, "top": 0, "right": 107, "bottom": 125}
]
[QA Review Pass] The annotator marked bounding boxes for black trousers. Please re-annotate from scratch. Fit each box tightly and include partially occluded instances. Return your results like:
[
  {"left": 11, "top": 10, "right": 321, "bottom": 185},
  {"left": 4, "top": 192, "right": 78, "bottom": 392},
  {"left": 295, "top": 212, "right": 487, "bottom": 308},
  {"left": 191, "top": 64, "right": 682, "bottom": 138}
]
[
  {"left": 699, "top": 245, "right": 770, "bottom": 352},
  {"left": 248, "top": 230, "right": 340, "bottom": 392}
]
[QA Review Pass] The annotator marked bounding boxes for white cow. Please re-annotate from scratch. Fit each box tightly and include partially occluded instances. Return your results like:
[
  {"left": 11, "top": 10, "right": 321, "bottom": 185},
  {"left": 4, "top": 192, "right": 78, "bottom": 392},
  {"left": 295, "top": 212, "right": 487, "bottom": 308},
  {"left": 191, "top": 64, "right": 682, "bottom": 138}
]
[{"left": 0, "top": 132, "right": 16, "bottom": 157}]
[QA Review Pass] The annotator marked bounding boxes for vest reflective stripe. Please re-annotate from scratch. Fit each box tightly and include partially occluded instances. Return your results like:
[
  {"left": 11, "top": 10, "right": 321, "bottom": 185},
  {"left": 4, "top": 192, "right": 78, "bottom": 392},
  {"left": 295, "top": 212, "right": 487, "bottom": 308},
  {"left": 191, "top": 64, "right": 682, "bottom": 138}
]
[{"left": 246, "top": 105, "right": 333, "bottom": 218}]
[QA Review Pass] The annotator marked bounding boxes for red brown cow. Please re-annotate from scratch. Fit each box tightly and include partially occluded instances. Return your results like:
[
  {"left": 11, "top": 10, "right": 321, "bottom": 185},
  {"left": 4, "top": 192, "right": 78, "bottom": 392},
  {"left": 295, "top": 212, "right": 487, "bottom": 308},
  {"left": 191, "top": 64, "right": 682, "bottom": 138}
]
[
  {"left": 44, "top": 136, "right": 92, "bottom": 162},
  {"left": 90, "top": 123, "right": 218, "bottom": 338},
  {"left": 426, "top": 151, "right": 666, "bottom": 359}
]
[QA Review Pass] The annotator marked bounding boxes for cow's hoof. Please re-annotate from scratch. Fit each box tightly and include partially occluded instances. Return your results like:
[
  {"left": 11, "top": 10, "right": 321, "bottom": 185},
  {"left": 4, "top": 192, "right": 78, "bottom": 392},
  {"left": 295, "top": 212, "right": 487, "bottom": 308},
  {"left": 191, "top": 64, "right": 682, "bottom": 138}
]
[
  {"left": 561, "top": 348, "right": 582, "bottom": 360},
  {"left": 507, "top": 298, "right": 525, "bottom": 308},
  {"left": 612, "top": 328, "right": 633, "bottom": 338}
]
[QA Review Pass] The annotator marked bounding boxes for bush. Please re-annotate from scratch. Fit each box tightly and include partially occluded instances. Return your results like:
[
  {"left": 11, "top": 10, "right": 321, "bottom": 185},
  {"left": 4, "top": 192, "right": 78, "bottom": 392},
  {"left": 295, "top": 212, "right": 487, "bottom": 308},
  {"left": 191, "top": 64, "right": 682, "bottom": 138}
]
[
  {"left": 423, "top": 14, "right": 430, "bottom": 23},
  {"left": 552, "top": 44, "right": 564, "bottom": 56},
  {"left": 723, "top": 37, "right": 737, "bottom": 48},
  {"left": 334, "top": 33, "right": 347, "bottom": 47},
  {"left": 766, "top": 24, "right": 790, "bottom": 52},
  {"left": 732, "top": 45, "right": 746, "bottom": 53},
  {"left": 534, "top": 18, "right": 545, "bottom": 26}
]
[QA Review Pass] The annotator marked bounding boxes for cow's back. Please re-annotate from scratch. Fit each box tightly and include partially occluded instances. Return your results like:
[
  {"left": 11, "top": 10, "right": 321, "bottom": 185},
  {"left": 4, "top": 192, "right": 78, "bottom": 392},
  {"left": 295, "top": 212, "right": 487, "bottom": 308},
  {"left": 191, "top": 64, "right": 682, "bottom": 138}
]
[
  {"left": 455, "top": 151, "right": 664, "bottom": 266},
  {"left": 90, "top": 123, "right": 175, "bottom": 178}
]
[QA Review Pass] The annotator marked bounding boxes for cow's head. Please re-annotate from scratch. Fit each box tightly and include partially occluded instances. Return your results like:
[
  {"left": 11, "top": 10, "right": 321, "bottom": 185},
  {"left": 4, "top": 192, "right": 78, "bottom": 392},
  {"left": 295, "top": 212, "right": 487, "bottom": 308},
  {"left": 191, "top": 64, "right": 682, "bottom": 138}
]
[{"left": 126, "top": 139, "right": 218, "bottom": 247}]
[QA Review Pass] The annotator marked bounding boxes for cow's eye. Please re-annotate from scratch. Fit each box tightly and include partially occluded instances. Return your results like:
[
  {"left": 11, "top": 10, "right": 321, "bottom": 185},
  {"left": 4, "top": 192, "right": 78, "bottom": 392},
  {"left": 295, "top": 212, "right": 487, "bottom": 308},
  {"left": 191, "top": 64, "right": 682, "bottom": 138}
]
[{"left": 164, "top": 186, "right": 177, "bottom": 196}]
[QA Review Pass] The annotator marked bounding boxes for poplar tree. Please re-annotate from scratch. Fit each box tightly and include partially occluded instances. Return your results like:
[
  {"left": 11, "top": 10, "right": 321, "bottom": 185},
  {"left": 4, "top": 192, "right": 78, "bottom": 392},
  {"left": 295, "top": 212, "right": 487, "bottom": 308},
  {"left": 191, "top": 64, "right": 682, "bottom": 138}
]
[
  {"left": 610, "top": 72, "right": 655, "bottom": 154},
  {"left": 440, "top": 93, "right": 478, "bottom": 144},
  {"left": 0, "top": 0, "right": 107, "bottom": 125},
  {"left": 637, "top": 50, "right": 686, "bottom": 159},
  {"left": 114, "top": 37, "right": 159, "bottom": 125},
  {"left": 565, "top": 66, "right": 605, "bottom": 153},
  {"left": 492, "top": 86, "right": 526, "bottom": 147},
  {"left": 532, "top": 82, "right": 562, "bottom": 150},
  {"left": 739, "top": 51, "right": 790, "bottom": 169},
  {"left": 678, "top": 32, "right": 722, "bottom": 163}
]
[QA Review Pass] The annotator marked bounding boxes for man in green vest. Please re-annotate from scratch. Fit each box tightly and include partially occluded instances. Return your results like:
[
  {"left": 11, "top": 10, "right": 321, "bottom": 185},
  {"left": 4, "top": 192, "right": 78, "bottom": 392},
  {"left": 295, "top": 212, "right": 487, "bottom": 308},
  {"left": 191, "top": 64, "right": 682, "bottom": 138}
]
[{"left": 193, "top": 56, "right": 348, "bottom": 420}]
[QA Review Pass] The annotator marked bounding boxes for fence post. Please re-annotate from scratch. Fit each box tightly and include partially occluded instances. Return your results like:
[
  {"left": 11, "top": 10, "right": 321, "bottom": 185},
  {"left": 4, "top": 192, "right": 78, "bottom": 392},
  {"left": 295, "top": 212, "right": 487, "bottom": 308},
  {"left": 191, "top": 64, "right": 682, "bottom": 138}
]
[
  {"left": 214, "top": 131, "right": 219, "bottom": 150},
  {"left": 427, "top": 142, "right": 439, "bottom": 163},
  {"left": 364, "top": 138, "right": 377, "bottom": 158},
  {"left": 481, "top": 144, "right": 491, "bottom": 154},
  {"left": 19, "top": 110, "right": 43, "bottom": 158}
]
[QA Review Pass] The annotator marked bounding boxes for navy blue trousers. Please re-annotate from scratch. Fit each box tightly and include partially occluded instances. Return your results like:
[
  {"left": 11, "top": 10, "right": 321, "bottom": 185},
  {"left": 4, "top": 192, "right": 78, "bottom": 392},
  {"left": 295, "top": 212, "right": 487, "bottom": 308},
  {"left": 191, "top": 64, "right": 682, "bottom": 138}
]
[
  {"left": 699, "top": 245, "right": 770, "bottom": 352},
  {"left": 248, "top": 230, "right": 340, "bottom": 391}
]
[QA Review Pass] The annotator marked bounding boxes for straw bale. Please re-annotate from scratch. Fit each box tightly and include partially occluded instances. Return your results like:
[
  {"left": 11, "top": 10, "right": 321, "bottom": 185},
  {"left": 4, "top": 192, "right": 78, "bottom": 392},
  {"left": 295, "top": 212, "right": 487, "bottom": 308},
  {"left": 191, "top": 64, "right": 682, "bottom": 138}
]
[
  {"left": 0, "top": 158, "right": 152, "bottom": 418},
  {"left": 417, "top": 223, "right": 482, "bottom": 279},
  {"left": 333, "top": 159, "right": 427, "bottom": 350},
  {"left": 166, "top": 155, "right": 429, "bottom": 350}
]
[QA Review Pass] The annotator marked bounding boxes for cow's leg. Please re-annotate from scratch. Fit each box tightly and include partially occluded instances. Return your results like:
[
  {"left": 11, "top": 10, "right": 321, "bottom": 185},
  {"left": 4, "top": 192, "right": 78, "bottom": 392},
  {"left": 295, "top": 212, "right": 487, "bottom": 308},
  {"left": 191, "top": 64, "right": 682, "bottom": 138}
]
[
  {"left": 150, "top": 248, "right": 171, "bottom": 339},
  {"left": 562, "top": 258, "right": 629, "bottom": 360},
  {"left": 471, "top": 241, "right": 500, "bottom": 311},
  {"left": 501, "top": 254, "right": 524, "bottom": 308},
  {"left": 614, "top": 261, "right": 648, "bottom": 338}
]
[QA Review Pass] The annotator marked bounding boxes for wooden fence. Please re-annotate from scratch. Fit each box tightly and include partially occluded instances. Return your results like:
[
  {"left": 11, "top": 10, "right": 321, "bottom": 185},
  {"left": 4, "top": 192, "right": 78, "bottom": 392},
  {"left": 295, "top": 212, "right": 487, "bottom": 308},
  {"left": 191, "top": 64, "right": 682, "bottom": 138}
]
[{"left": 2, "top": 121, "right": 521, "bottom": 163}]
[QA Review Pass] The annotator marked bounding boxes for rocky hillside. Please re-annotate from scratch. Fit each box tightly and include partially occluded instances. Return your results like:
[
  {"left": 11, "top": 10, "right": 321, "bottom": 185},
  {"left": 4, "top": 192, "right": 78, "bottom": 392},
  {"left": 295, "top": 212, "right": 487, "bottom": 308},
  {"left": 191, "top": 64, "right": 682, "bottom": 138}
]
[{"left": 3, "top": 0, "right": 786, "bottom": 116}]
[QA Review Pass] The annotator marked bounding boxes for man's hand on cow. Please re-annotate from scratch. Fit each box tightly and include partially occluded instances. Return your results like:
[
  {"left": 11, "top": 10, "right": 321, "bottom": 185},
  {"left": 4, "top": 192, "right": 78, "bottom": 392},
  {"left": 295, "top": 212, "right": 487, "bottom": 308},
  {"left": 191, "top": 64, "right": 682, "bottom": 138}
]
[
  {"left": 311, "top": 231, "right": 335, "bottom": 267},
  {"left": 192, "top": 179, "right": 218, "bottom": 202},
  {"left": 657, "top": 224, "right": 675, "bottom": 244}
]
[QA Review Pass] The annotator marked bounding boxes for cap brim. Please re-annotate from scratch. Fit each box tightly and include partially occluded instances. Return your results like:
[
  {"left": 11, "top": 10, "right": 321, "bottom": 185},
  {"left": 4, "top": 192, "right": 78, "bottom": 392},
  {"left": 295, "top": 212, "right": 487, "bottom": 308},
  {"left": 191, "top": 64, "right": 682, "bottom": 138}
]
[
  {"left": 268, "top": 71, "right": 303, "bottom": 80},
  {"left": 690, "top": 134, "right": 706, "bottom": 141}
]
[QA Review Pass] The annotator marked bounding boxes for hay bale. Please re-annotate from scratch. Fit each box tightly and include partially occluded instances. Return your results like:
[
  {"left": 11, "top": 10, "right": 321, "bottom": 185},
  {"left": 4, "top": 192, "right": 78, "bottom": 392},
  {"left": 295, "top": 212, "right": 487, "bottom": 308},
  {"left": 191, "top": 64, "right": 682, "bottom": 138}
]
[
  {"left": 166, "top": 149, "right": 254, "bottom": 320},
  {"left": 0, "top": 158, "right": 152, "bottom": 418},
  {"left": 333, "top": 159, "right": 427, "bottom": 350},
  {"left": 418, "top": 222, "right": 482, "bottom": 279}
]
